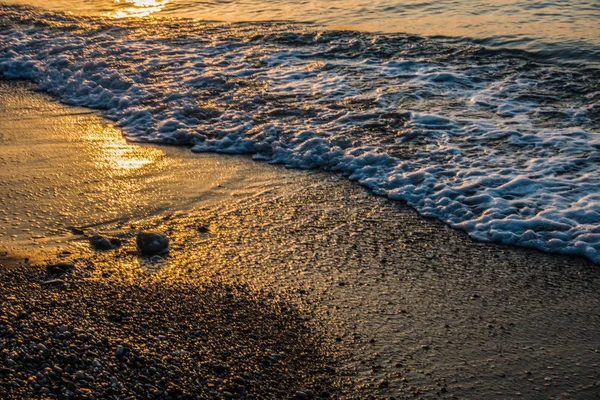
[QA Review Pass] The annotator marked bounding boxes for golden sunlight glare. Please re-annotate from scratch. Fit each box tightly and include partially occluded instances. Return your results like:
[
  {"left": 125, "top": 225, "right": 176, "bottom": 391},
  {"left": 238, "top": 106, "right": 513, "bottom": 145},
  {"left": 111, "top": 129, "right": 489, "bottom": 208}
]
[{"left": 112, "top": 0, "right": 169, "bottom": 18}]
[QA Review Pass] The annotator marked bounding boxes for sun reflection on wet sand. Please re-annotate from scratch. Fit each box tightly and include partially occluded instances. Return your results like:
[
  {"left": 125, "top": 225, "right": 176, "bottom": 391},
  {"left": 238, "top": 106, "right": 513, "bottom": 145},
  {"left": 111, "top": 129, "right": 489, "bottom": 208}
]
[
  {"left": 0, "top": 81, "right": 297, "bottom": 254},
  {"left": 111, "top": 0, "right": 169, "bottom": 18},
  {"left": 81, "top": 122, "right": 163, "bottom": 174}
]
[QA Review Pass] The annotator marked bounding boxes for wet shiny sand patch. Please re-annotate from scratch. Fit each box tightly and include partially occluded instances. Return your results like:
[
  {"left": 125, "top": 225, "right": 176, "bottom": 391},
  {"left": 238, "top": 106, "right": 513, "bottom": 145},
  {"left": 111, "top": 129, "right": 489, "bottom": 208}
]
[{"left": 0, "top": 80, "right": 306, "bottom": 253}]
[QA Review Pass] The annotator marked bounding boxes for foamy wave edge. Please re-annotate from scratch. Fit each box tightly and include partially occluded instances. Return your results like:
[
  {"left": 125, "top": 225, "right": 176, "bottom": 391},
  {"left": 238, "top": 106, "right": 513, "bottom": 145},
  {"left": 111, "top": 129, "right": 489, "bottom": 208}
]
[{"left": 1, "top": 5, "right": 599, "bottom": 263}]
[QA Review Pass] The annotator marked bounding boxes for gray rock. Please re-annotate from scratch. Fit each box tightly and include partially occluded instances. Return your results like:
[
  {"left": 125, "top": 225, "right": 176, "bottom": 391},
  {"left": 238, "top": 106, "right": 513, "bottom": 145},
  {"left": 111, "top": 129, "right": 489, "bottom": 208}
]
[
  {"left": 40, "top": 279, "right": 69, "bottom": 289},
  {"left": 115, "top": 345, "right": 128, "bottom": 358},
  {"left": 136, "top": 232, "right": 169, "bottom": 256},
  {"left": 90, "top": 235, "right": 115, "bottom": 251}
]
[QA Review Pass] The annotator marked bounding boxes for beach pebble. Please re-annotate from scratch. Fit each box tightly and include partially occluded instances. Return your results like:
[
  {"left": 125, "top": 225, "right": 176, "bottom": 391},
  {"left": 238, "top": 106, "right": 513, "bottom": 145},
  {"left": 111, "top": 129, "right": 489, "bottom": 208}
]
[
  {"left": 40, "top": 279, "right": 69, "bottom": 289},
  {"left": 212, "top": 364, "right": 230, "bottom": 374},
  {"left": 378, "top": 379, "right": 389, "bottom": 388},
  {"left": 115, "top": 345, "right": 128, "bottom": 359},
  {"left": 149, "top": 255, "right": 164, "bottom": 263},
  {"left": 69, "top": 227, "right": 85, "bottom": 235},
  {"left": 233, "top": 377, "right": 247, "bottom": 385},
  {"left": 136, "top": 232, "right": 169, "bottom": 255},
  {"left": 46, "top": 262, "right": 74, "bottom": 275},
  {"left": 2, "top": 262, "right": 333, "bottom": 399},
  {"left": 89, "top": 235, "right": 115, "bottom": 251}
]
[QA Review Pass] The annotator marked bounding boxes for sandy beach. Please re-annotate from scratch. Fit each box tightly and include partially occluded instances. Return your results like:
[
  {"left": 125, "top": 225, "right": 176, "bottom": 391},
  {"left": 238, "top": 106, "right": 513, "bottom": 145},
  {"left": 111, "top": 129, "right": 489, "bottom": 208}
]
[{"left": 2, "top": 80, "right": 600, "bottom": 399}]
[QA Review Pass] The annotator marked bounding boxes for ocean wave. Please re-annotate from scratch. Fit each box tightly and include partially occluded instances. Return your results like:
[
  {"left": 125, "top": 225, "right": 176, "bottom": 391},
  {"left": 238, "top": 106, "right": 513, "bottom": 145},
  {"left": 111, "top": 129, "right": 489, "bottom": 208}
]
[{"left": 1, "top": 4, "right": 599, "bottom": 262}]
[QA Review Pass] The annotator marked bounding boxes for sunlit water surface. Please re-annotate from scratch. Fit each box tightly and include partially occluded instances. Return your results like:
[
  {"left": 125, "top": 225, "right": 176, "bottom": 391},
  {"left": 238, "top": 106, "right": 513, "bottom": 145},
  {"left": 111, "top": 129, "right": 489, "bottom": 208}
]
[{"left": 5, "top": 0, "right": 600, "bottom": 58}]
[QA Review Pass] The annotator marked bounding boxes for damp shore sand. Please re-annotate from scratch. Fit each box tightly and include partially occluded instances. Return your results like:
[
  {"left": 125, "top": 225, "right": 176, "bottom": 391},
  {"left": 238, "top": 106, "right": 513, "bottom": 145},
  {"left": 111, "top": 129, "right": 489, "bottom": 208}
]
[{"left": 1, "top": 81, "right": 600, "bottom": 399}]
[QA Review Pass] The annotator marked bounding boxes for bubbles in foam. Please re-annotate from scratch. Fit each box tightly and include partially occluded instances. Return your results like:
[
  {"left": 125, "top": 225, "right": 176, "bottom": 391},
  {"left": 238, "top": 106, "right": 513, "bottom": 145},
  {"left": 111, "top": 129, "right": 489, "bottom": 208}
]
[{"left": 1, "top": 4, "right": 599, "bottom": 262}]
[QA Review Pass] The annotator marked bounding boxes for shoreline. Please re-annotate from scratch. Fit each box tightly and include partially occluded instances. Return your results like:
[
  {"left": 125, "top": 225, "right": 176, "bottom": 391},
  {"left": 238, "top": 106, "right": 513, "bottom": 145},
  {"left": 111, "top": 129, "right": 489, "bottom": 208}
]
[
  {"left": 2, "top": 81, "right": 600, "bottom": 398},
  {"left": 2, "top": 5, "right": 599, "bottom": 265}
]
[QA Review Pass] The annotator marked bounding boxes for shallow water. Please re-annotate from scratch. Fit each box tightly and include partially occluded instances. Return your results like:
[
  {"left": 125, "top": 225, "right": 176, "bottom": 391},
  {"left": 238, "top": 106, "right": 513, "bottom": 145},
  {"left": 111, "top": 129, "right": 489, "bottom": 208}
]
[{"left": 0, "top": 3, "right": 599, "bottom": 262}]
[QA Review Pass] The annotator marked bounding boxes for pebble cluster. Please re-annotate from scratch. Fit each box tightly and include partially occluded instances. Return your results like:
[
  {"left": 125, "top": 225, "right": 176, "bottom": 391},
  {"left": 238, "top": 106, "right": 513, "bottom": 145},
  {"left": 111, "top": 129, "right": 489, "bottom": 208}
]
[{"left": 0, "top": 261, "right": 339, "bottom": 399}]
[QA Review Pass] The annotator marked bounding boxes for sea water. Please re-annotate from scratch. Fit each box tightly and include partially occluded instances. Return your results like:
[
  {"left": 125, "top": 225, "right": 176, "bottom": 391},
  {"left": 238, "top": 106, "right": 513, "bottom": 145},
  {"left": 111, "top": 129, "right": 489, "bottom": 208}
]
[{"left": 0, "top": 1, "right": 599, "bottom": 262}]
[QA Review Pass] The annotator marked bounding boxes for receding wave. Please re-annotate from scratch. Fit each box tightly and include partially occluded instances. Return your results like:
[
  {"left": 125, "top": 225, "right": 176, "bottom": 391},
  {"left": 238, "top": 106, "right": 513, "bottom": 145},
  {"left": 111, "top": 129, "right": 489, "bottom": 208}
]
[{"left": 1, "top": 4, "right": 599, "bottom": 262}]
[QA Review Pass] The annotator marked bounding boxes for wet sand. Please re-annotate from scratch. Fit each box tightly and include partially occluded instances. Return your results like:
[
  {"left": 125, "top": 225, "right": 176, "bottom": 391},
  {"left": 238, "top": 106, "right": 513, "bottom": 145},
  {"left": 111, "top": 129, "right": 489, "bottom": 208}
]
[
  {"left": 0, "top": 81, "right": 308, "bottom": 254},
  {"left": 1, "top": 81, "right": 600, "bottom": 399}
]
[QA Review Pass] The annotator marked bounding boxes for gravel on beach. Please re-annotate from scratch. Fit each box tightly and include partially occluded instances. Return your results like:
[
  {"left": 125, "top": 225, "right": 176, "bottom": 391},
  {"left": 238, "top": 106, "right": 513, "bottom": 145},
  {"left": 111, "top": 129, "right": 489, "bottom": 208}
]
[{"left": 0, "top": 260, "right": 340, "bottom": 399}]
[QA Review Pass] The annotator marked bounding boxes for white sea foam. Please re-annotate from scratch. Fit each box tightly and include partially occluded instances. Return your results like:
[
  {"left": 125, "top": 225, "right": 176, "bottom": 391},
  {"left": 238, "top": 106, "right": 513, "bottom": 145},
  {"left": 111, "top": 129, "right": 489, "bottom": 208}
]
[{"left": 1, "top": 5, "right": 599, "bottom": 262}]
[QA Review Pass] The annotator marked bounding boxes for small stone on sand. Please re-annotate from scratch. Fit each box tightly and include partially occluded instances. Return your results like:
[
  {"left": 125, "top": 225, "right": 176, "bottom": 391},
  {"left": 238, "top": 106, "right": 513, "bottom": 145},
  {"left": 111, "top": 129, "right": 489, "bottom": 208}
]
[
  {"left": 136, "top": 231, "right": 169, "bottom": 256},
  {"left": 46, "top": 262, "right": 74, "bottom": 275},
  {"left": 90, "top": 235, "right": 115, "bottom": 251}
]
